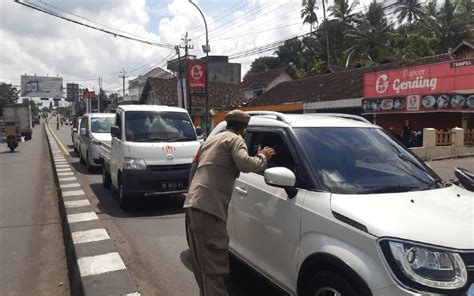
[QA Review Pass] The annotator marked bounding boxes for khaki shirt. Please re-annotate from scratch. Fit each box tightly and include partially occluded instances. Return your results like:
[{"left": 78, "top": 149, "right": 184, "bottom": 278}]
[{"left": 184, "top": 130, "right": 267, "bottom": 222}]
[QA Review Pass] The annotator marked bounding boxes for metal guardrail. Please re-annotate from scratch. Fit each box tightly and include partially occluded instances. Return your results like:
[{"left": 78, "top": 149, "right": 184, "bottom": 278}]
[{"left": 436, "top": 130, "right": 452, "bottom": 146}]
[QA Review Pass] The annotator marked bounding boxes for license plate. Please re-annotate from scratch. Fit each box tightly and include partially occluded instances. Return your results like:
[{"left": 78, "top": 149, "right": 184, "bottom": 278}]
[{"left": 160, "top": 180, "right": 185, "bottom": 191}]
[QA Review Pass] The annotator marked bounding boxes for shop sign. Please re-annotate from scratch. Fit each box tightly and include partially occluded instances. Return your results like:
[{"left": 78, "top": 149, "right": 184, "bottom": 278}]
[
  {"left": 187, "top": 61, "right": 206, "bottom": 96},
  {"left": 362, "top": 59, "right": 474, "bottom": 114}
]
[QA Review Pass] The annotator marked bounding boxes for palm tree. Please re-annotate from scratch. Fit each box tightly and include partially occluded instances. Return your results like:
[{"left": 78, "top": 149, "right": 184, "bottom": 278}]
[
  {"left": 346, "top": 1, "right": 393, "bottom": 65},
  {"left": 301, "top": 0, "right": 318, "bottom": 33},
  {"left": 394, "top": 0, "right": 424, "bottom": 24},
  {"left": 432, "top": 0, "right": 471, "bottom": 52},
  {"left": 328, "top": 0, "right": 360, "bottom": 25}
]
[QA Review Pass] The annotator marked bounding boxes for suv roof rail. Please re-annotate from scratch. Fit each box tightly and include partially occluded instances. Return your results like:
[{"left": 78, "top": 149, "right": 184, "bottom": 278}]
[
  {"left": 317, "top": 113, "right": 372, "bottom": 124},
  {"left": 245, "top": 111, "right": 288, "bottom": 123}
]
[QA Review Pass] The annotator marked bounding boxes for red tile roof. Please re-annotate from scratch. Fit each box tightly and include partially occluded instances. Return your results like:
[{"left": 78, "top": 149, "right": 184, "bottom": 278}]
[
  {"left": 140, "top": 77, "right": 245, "bottom": 110},
  {"left": 241, "top": 68, "right": 290, "bottom": 90},
  {"left": 249, "top": 54, "right": 454, "bottom": 106}
]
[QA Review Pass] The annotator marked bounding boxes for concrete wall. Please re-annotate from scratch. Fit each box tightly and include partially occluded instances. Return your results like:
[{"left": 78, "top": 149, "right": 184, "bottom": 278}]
[{"left": 410, "top": 127, "right": 474, "bottom": 160}]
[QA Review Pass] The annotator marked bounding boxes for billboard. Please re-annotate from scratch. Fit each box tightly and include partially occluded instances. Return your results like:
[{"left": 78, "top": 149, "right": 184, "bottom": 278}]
[
  {"left": 21, "top": 75, "right": 63, "bottom": 98},
  {"left": 362, "top": 59, "right": 474, "bottom": 114},
  {"left": 187, "top": 61, "right": 206, "bottom": 96}
]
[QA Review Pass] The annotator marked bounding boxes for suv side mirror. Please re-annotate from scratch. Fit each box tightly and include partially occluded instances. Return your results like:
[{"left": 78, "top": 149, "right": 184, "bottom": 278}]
[
  {"left": 72, "top": 128, "right": 78, "bottom": 133},
  {"left": 195, "top": 127, "right": 203, "bottom": 137},
  {"left": 111, "top": 126, "right": 121, "bottom": 138},
  {"left": 80, "top": 128, "right": 87, "bottom": 137},
  {"left": 264, "top": 167, "right": 298, "bottom": 199}
]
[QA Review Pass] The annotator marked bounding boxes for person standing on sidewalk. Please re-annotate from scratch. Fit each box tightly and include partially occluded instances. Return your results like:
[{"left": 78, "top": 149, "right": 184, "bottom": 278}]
[{"left": 184, "top": 109, "right": 275, "bottom": 296}]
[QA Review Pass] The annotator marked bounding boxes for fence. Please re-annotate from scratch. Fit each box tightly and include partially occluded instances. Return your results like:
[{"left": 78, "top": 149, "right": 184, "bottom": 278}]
[
  {"left": 465, "top": 129, "right": 474, "bottom": 146},
  {"left": 436, "top": 130, "right": 452, "bottom": 146}
]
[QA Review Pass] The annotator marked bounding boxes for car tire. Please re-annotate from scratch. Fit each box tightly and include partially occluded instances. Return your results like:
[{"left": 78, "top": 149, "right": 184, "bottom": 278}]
[
  {"left": 86, "top": 151, "right": 94, "bottom": 172},
  {"left": 303, "top": 270, "right": 358, "bottom": 296},
  {"left": 79, "top": 150, "right": 85, "bottom": 164},
  {"left": 117, "top": 177, "right": 131, "bottom": 210},
  {"left": 102, "top": 167, "right": 111, "bottom": 189}
]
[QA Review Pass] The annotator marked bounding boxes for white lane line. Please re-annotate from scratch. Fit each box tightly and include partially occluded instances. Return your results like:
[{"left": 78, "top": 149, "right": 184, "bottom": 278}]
[
  {"left": 58, "top": 172, "right": 74, "bottom": 177},
  {"left": 77, "top": 252, "right": 126, "bottom": 277},
  {"left": 60, "top": 183, "right": 81, "bottom": 189},
  {"left": 62, "top": 190, "right": 85, "bottom": 197},
  {"left": 56, "top": 168, "right": 72, "bottom": 172},
  {"left": 59, "top": 177, "right": 77, "bottom": 182},
  {"left": 67, "top": 212, "right": 98, "bottom": 224},
  {"left": 72, "top": 228, "right": 110, "bottom": 244},
  {"left": 124, "top": 293, "right": 141, "bottom": 296},
  {"left": 54, "top": 158, "right": 66, "bottom": 161},
  {"left": 55, "top": 161, "right": 67, "bottom": 163},
  {"left": 56, "top": 165, "right": 70, "bottom": 168},
  {"left": 64, "top": 199, "right": 90, "bottom": 208}
]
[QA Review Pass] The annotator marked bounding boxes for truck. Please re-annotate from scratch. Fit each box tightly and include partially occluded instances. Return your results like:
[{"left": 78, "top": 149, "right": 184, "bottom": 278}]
[
  {"left": 1, "top": 104, "right": 33, "bottom": 140},
  {"left": 99, "top": 105, "right": 200, "bottom": 209}
]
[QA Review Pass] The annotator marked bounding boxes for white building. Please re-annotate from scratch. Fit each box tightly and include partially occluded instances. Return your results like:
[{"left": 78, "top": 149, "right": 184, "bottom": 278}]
[{"left": 128, "top": 67, "right": 173, "bottom": 101}]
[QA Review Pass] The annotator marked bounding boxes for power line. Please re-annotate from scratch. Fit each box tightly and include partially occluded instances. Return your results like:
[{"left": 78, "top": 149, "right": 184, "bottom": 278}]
[{"left": 15, "top": 0, "right": 175, "bottom": 49}]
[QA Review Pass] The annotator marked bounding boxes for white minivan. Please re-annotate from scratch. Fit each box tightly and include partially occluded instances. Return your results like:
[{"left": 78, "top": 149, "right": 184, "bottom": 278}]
[
  {"left": 79, "top": 113, "right": 115, "bottom": 171},
  {"left": 101, "top": 105, "right": 200, "bottom": 209}
]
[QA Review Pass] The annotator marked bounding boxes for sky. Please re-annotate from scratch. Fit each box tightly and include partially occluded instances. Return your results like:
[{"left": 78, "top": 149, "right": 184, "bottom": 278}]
[{"left": 0, "top": 0, "right": 380, "bottom": 95}]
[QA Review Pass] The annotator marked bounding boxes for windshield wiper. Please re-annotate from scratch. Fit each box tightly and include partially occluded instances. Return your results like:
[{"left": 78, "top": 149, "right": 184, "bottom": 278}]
[
  {"left": 167, "top": 137, "right": 194, "bottom": 142},
  {"left": 360, "top": 185, "right": 420, "bottom": 194}
]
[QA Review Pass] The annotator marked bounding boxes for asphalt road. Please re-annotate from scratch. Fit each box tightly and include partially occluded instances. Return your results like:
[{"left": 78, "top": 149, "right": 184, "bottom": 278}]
[
  {"left": 0, "top": 122, "right": 70, "bottom": 296},
  {"left": 50, "top": 122, "right": 286, "bottom": 296}
]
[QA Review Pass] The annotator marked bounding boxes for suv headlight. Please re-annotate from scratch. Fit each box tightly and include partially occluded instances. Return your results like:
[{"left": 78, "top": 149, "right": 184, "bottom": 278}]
[
  {"left": 123, "top": 158, "right": 147, "bottom": 170},
  {"left": 379, "top": 239, "right": 468, "bottom": 291}
]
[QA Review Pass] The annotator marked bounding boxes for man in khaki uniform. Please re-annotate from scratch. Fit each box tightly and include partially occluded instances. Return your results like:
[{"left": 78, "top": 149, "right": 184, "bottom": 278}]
[{"left": 184, "top": 110, "right": 275, "bottom": 296}]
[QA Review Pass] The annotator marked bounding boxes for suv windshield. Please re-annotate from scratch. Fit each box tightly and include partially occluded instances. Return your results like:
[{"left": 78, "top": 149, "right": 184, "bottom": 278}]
[
  {"left": 125, "top": 111, "right": 196, "bottom": 142},
  {"left": 91, "top": 117, "right": 114, "bottom": 133},
  {"left": 295, "top": 127, "right": 443, "bottom": 194}
]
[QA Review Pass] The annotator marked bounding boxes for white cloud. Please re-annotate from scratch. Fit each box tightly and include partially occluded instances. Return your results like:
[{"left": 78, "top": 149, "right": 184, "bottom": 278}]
[{"left": 0, "top": 0, "right": 400, "bottom": 94}]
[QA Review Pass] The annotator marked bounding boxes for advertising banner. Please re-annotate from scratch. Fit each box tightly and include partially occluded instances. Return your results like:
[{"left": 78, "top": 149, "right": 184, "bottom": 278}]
[
  {"left": 21, "top": 75, "right": 63, "bottom": 98},
  {"left": 187, "top": 61, "right": 206, "bottom": 96},
  {"left": 362, "top": 59, "right": 474, "bottom": 114}
]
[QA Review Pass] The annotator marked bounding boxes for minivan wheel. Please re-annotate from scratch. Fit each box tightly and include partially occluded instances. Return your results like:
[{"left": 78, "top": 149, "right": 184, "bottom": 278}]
[
  {"left": 304, "top": 271, "right": 357, "bottom": 296},
  {"left": 86, "top": 152, "right": 93, "bottom": 172},
  {"left": 79, "top": 150, "right": 85, "bottom": 164},
  {"left": 118, "top": 178, "right": 131, "bottom": 210}
]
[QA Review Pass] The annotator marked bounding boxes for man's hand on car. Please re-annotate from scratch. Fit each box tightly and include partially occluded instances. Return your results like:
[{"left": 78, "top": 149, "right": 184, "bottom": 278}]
[{"left": 258, "top": 146, "right": 276, "bottom": 160}]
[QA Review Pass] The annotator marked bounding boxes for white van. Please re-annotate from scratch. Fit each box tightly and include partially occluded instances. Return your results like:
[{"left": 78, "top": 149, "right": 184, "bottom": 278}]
[
  {"left": 100, "top": 105, "right": 200, "bottom": 209},
  {"left": 79, "top": 113, "right": 115, "bottom": 171}
]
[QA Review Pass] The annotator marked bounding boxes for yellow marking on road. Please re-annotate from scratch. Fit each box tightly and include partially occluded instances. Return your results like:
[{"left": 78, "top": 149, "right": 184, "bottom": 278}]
[{"left": 46, "top": 118, "right": 69, "bottom": 155}]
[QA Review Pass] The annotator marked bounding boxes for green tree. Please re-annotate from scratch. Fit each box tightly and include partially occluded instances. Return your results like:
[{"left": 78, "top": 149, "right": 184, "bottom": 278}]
[
  {"left": 248, "top": 56, "right": 281, "bottom": 74},
  {"left": 23, "top": 98, "right": 39, "bottom": 116},
  {"left": 301, "top": 0, "right": 318, "bottom": 33},
  {"left": 0, "top": 82, "right": 19, "bottom": 116},
  {"left": 275, "top": 38, "right": 306, "bottom": 69},
  {"left": 394, "top": 0, "right": 424, "bottom": 25},
  {"left": 346, "top": 1, "right": 393, "bottom": 65},
  {"left": 328, "top": 0, "right": 360, "bottom": 25}
]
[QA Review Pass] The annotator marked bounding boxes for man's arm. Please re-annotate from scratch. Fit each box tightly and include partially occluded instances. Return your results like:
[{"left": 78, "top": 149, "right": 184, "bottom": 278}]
[{"left": 230, "top": 137, "right": 275, "bottom": 173}]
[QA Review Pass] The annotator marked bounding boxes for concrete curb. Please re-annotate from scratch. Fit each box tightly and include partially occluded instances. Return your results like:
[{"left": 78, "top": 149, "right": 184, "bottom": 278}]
[{"left": 44, "top": 122, "right": 140, "bottom": 296}]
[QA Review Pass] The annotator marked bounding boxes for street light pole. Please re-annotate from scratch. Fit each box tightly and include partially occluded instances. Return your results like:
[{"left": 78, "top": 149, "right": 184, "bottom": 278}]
[{"left": 189, "top": 0, "right": 210, "bottom": 136}]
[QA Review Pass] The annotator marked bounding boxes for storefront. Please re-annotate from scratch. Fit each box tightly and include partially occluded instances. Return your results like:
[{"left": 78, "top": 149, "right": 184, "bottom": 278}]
[{"left": 362, "top": 59, "right": 474, "bottom": 136}]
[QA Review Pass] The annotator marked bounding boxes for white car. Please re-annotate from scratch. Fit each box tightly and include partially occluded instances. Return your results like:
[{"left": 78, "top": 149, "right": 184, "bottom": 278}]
[
  {"left": 210, "top": 111, "right": 474, "bottom": 296},
  {"left": 71, "top": 117, "right": 82, "bottom": 153},
  {"left": 79, "top": 113, "right": 115, "bottom": 171}
]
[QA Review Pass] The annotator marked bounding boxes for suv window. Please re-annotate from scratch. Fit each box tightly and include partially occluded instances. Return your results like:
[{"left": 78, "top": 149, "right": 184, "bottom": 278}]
[
  {"left": 294, "top": 127, "right": 442, "bottom": 194},
  {"left": 247, "top": 131, "right": 295, "bottom": 172},
  {"left": 91, "top": 117, "right": 114, "bottom": 133}
]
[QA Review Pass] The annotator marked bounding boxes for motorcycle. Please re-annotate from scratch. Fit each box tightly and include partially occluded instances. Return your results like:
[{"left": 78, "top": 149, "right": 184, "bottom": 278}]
[{"left": 6, "top": 135, "right": 18, "bottom": 152}]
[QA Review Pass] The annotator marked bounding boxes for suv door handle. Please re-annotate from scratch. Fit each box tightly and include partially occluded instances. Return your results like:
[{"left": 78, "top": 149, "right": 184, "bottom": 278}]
[{"left": 235, "top": 186, "right": 248, "bottom": 196}]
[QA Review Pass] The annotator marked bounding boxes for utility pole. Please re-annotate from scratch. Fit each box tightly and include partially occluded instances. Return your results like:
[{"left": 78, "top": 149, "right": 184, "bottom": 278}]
[
  {"left": 179, "top": 32, "right": 194, "bottom": 115},
  {"left": 322, "top": 0, "right": 330, "bottom": 65},
  {"left": 119, "top": 68, "right": 127, "bottom": 101},
  {"left": 98, "top": 77, "right": 102, "bottom": 112},
  {"left": 175, "top": 45, "right": 186, "bottom": 109}
]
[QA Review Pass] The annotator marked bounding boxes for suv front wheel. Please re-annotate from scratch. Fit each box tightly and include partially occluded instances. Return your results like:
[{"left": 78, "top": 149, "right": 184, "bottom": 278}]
[{"left": 303, "top": 270, "right": 358, "bottom": 296}]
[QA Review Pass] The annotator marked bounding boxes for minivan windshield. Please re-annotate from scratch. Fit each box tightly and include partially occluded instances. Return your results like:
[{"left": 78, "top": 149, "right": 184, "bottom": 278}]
[
  {"left": 294, "top": 127, "right": 443, "bottom": 194},
  {"left": 91, "top": 117, "right": 115, "bottom": 133},
  {"left": 125, "top": 111, "right": 196, "bottom": 142}
]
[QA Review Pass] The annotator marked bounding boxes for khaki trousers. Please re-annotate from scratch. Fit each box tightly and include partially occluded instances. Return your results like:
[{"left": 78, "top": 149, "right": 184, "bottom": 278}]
[{"left": 185, "top": 208, "right": 229, "bottom": 296}]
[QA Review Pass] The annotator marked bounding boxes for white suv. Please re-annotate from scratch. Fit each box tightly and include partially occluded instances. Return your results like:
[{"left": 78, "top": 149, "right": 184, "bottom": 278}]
[{"left": 210, "top": 112, "right": 474, "bottom": 296}]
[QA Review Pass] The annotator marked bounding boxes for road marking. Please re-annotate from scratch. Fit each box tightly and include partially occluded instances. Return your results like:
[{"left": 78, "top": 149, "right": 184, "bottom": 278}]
[
  {"left": 59, "top": 177, "right": 77, "bottom": 182},
  {"left": 60, "top": 183, "right": 80, "bottom": 189},
  {"left": 124, "top": 293, "right": 141, "bottom": 296},
  {"left": 65, "top": 199, "right": 90, "bottom": 208},
  {"left": 55, "top": 160, "right": 67, "bottom": 162},
  {"left": 62, "top": 189, "right": 85, "bottom": 197},
  {"left": 77, "top": 252, "right": 127, "bottom": 277},
  {"left": 72, "top": 228, "right": 110, "bottom": 244},
  {"left": 67, "top": 212, "right": 98, "bottom": 224},
  {"left": 46, "top": 123, "right": 69, "bottom": 155},
  {"left": 58, "top": 172, "right": 74, "bottom": 177},
  {"left": 56, "top": 168, "right": 72, "bottom": 172}
]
